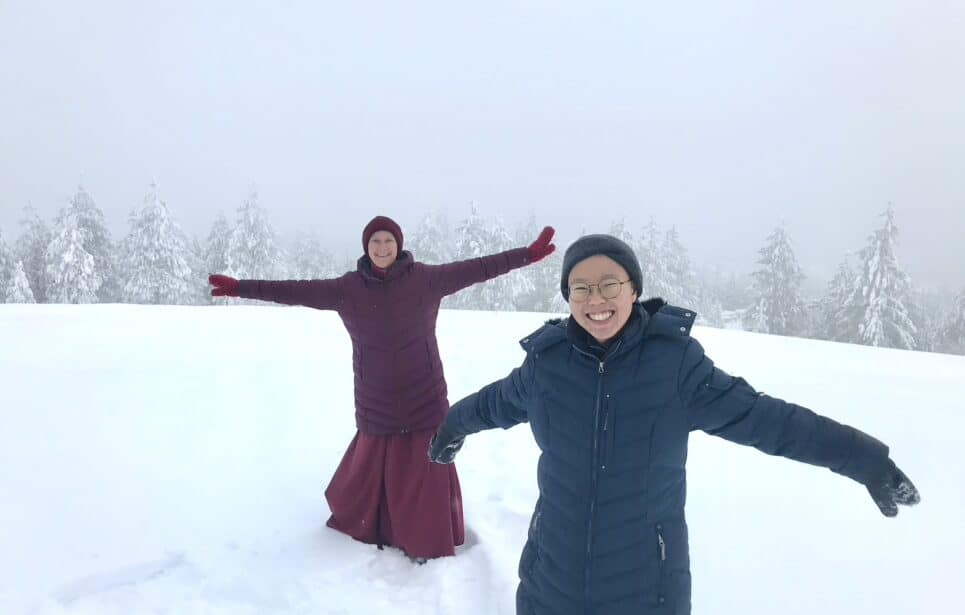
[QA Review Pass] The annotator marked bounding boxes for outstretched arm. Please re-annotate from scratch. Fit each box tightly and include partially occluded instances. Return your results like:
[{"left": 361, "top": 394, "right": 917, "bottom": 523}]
[
  {"left": 429, "top": 226, "right": 556, "bottom": 297},
  {"left": 429, "top": 355, "right": 535, "bottom": 463},
  {"left": 679, "top": 339, "right": 919, "bottom": 516},
  {"left": 208, "top": 273, "right": 343, "bottom": 311}
]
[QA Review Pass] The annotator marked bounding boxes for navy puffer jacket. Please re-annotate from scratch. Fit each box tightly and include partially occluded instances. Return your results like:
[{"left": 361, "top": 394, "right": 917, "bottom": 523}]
[{"left": 443, "top": 300, "right": 889, "bottom": 615}]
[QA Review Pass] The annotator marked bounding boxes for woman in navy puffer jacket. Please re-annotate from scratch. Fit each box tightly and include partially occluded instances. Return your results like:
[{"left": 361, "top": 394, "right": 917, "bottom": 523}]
[
  {"left": 430, "top": 234, "right": 919, "bottom": 614},
  {"left": 209, "top": 215, "right": 556, "bottom": 561}
]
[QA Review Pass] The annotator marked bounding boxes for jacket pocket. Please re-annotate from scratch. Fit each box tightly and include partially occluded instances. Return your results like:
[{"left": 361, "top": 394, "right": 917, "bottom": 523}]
[
  {"left": 653, "top": 520, "right": 690, "bottom": 611},
  {"left": 600, "top": 401, "right": 615, "bottom": 471},
  {"left": 424, "top": 340, "right": 434, "bottom": 372},
  {"left": 654, "top": 523, "right": 668, "bottom": 607},
  {"left": 396, "top": 340, "right": 431, "bottom": 379},
  {"left": 519, "top": 500, "right": 543, "bottom": 579}
]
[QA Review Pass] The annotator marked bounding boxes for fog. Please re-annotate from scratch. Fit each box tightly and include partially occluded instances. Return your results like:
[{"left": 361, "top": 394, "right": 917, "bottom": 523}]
[{"left": 1, "top": 1, "right": 963, "bottom": 287}]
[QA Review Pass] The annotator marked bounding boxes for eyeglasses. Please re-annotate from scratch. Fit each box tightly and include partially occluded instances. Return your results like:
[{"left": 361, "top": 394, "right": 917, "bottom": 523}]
[{"left": 568, "top": 278, "right": 631, "bottom": 302}]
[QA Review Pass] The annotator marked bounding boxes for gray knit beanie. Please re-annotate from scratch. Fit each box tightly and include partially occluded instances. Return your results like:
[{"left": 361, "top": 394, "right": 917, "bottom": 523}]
[{"left": 560, "top": 234, "right": 643, "bottom": 300}]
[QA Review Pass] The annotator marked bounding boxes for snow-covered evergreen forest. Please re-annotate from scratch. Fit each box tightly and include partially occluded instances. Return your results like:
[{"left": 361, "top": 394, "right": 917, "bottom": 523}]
[{"left": 3, "top": 185, "right": 964, "bottom": 355}]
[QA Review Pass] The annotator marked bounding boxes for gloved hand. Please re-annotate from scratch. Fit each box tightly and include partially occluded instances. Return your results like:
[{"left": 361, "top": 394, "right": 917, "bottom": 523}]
[
  {"left": 428, "top": 426, "right": 465, "bottom": 464},
  {"left": 866, "top": 458, "right": 920, "bottom": 517},
  {"left": 527, "top": 226, "right": 556, "bottom": 262},
  {"left": 209, "top": 274, "right": 240, "bottom": 297}
]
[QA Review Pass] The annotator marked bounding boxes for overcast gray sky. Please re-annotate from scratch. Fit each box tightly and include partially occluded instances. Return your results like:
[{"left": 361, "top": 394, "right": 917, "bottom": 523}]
[{"left": 1, "top": 0, "right": 963, "bottom": 288}]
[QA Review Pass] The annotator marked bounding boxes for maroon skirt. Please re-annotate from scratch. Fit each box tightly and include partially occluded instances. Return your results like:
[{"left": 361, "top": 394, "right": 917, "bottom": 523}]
[{"left": 324, "top": 429, "right": 465, "bottom": 559}]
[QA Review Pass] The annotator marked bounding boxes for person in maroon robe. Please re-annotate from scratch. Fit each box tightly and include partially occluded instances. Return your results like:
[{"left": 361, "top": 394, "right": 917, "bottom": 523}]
[{"left": 208, "top": 215, "right": 556, "bottom": 560}]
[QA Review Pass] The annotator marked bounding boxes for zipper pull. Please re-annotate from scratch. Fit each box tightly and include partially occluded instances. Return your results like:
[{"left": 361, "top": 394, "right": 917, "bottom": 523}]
[
  {"left": 598, "top": 361, "right": 604, "bottom": 374},
  {"left": 657, "top": 531, "right": 666, "bottom": 561}
]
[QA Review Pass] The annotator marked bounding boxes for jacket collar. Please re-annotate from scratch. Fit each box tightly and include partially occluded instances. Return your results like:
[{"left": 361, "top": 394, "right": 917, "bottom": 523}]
[
  {"left": 519, "top": 297, "right": 692, "bottom": 357},
  {"left": 357, "top": 250, "right": 414, "bottom": 282},
  {"left": 566, "top": 301, "right": 650, "bottom": 358}
]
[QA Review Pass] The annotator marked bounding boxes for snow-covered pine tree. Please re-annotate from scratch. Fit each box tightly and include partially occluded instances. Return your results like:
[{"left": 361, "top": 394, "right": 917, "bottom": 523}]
[
  {"left": 662, "top": 227, "right": 697, "bottom": 307},
  {"left": 816, "top": 255, "right": 856, "bottom": 342},
  {"left": 204, "top": 211, "right": 232, "bottom": 276},
  {"left": 904, "top": 287, "right": 934, "bottom": 352},
  {"left": 911, "top": 288, "right": 957, "bottom": 352},
  {"left": 289, "top": 231, "right": 337, "bottom": 279},
  {"left": 68, "top": 186, "right": 119, "bottom": 302},
  {"left": 701, "top": 269, "right": 753, "bottom": 330},
  {"left": 691, "top": 272, "right": 725, "bottom": 327},
  {"left": 119, "top": 184, "right": 199, "bottom": 304},
  {"left": 186, "top": 234, "right": 209, "bottom": 305},
  {"left": 608, "top": 218, "right": 635, "bottom": 253},
  {"left": 0, "top": 228, "right": 14, "bottom": 294},
  {"left": 742, "top": 226, "right": 807, "bottom": 336},
  {"left": 409, "top": 210, "right": 453, "bottom": 265},
  {"left": 44, "top": 205, "right": 101, "bottom": 303},
  {"left": 225, "top": 190, "right": 284, "bottom": 280},
  {"left": 840, "top": 208, "right": 917, "bottom": 349},
  {"left": 4, "top": 260, "right": 36, "bottom": 303},
  {"left": 448, "top": 205, "right": 491, "bottom": 309},
  {"left": 938, "top": 287, "right": 965, "bottom": 354},
  {"left": 513, "top": 214, "right": 559, "bottom": 312},
  {"left": 529, "top": 249, "right": 565, "bottom": 313},
  {"left": 637, "top": 218, "right": 671, "bottom": 299},
  {"left": 666, "top": 255, "right": 722, "bottom": 328},
  {"left": 455, "top": 214, "right": 527, "bottom": 311},
  {"left": 718, "top": 271, "right": 752, "bottom": 312},
  {"left": 451, "top": 204, "right": 488, "bottom": 261},
  {"left": 484, "top": 216, "right": 534, "bottom": 311},
  {"left": 448, "top": 205, "right": 533, "bottom": 311},
  {"left": 14, "top": 205, "right": 52, "bottom": 303},
  {"left": 201, "top": 212, "right": 234, "bottom": 304}
]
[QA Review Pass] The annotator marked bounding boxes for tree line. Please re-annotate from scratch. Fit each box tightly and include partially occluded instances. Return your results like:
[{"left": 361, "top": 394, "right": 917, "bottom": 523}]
[{"left": 2, "top": 185, "right": 963, "bottom": 355}]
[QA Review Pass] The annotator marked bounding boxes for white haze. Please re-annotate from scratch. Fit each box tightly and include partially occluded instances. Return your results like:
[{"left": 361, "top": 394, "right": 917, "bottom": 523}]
[{"left": 1, "top": 1, "right": 964, "bottom": 287}]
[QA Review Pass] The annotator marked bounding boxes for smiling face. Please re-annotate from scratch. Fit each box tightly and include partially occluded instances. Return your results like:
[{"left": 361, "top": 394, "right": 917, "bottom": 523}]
[
  {"left": 568, "top": 255, "right": 638, "bottom": 344},
  {"left": 367, "top": 230, "right": 398, "bottom": 268}
]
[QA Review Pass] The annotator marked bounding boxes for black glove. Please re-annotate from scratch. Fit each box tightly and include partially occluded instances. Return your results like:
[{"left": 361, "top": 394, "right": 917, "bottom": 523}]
[
  {"left": 428, "top": 426, "right": 465, "bottom": 464},
  {"left": 866, "top": 458, "right": 920, "bottom": 517}
]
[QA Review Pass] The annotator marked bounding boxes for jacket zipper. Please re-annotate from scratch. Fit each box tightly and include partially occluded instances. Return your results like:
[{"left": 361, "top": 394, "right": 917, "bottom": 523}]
[
  {"left": 600, "top": 406, "right": 609, "bottom": 471},
  {"left": 574, "top": 340, "right": 622, "bottom": 607},
  {"left": 656, "top": 524, "right": 667, "bottom": 606},
  {"left": 584, "top": 360, "right": 604, "bottom": 606}
]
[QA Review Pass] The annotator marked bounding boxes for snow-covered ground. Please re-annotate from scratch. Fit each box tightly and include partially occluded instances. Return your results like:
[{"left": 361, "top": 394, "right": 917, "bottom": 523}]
[{"left": 1, "top": 304, "right": 962, "bottom": 614}]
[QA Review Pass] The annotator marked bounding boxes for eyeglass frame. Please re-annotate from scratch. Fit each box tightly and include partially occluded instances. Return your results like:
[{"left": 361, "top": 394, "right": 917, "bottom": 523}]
[{"left": 568, "top": 277, "right": 632, "bottom": 303}]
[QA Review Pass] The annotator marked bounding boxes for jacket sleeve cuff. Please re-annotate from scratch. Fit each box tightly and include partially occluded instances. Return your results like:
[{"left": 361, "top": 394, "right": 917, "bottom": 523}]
[{"left": 833, "top": 428, "right": 890, "bottom": 485}]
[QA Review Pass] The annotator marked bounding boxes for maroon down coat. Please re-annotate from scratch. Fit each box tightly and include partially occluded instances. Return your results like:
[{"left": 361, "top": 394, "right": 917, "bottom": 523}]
[
  {"left": 237, "top": 247, "right": 532, "bottom": 434},
  {"left": 237, "top": 248, "right": 533, "bottom": 557}
]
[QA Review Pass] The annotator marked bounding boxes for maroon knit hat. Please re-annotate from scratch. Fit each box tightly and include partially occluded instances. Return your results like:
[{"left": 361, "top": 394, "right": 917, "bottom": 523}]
[{"left": 362, "top": 215, "right": 404, "bottom": 253}]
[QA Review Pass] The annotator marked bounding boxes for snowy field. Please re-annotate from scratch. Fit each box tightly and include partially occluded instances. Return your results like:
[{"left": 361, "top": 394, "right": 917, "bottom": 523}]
[{"left": 1, "top": 304, "right": 962, "bottom": 615}]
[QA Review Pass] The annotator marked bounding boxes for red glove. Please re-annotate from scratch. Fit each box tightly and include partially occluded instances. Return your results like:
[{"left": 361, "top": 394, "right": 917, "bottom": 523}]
[
  {"left": 209, "top": 274, "right": 240, "bottom": 297},
  {"left": 527, "top": 226, "right": 556, "bottom": 262}
]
